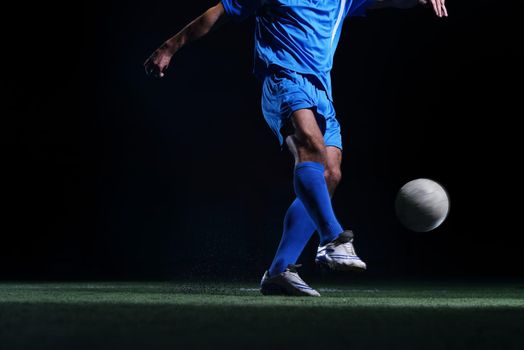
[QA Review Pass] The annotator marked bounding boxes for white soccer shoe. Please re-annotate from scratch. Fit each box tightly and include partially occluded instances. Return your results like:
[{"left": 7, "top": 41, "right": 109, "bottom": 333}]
[
  {"left": 260, "top": 264, "right": 320, "bottom": 297},
  {"left": 316, "top": 230, "right": 367, "bottom": 272}
]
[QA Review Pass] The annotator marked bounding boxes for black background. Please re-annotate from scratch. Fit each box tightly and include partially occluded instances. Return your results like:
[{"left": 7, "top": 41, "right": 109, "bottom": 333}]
[{"left": 1, "top": 0, "right": 521, "bottom": 281}]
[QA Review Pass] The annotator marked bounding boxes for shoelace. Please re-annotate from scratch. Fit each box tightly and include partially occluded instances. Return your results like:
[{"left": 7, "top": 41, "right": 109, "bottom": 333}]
[
  {"left": 286, "top": 264, "right": 302, "bottom": 273},
  {"left": 285, "top": 264, "right": 310, "bottom": 285},
  {"left": 340, "top": 241, "right": 357, "bottom": 256}
]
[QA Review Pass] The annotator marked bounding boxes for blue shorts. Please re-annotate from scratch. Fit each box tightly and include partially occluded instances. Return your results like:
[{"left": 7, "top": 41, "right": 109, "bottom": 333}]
[{"left": 261, "top": 68, "right": 342, "bottom": 150}]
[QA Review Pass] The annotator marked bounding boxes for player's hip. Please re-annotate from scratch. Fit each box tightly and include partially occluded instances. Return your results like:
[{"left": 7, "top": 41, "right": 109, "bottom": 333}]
[
  {"left": 260, "top": 67, "right": 342, "bottom": 149},
  {"left": 261, "top": 67, "right": 335, "bottom": 121}
]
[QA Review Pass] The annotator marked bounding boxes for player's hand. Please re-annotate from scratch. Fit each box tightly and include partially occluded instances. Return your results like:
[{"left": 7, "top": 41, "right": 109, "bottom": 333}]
[
  {"left": 419, "top": 0, "right": 448, "bottom": 18},
  {"left": 144, "top": 44, "right": 173, "bottom": 78}
]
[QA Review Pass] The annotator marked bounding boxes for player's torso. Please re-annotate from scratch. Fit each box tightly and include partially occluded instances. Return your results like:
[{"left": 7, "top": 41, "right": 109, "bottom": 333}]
[
  {"left": 254, "top": 0, "right": 353, "bottom": 98},
  {"left": 256, "top": 0, "right": 351, "bottom": 65},
  {"left": 265, "top": 0, "right": 342, "bottom": 15},
  {"left": 259, "top": 0, "right": 346, "bottom": 42}
]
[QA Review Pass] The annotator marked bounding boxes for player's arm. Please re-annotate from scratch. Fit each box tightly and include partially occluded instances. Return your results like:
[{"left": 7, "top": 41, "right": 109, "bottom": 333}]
[
  {"left": 369, "top": 0, "right": 448, "bottom": 17},
  {"left": 144, "top": 3, "right": 228, "bottom": 78}
]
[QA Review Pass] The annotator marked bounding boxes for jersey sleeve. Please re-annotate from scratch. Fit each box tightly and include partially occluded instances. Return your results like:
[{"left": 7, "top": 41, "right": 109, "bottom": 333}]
[
  {"left": 221, "top": 0, "right": 264, "bottom": 22},
  {"left": 347, "top": 0, "right": 375, "bottom": 17}
]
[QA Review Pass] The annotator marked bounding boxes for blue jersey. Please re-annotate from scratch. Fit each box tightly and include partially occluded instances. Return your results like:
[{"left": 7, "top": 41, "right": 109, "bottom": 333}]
[{"left": 221, "top": 0, "right": 373, "bottom": 101}]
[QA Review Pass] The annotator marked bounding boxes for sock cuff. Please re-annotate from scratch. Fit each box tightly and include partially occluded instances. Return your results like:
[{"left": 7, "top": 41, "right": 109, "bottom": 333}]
[{"left": 295, "top": 161, "right": 324, "bottom": 172}]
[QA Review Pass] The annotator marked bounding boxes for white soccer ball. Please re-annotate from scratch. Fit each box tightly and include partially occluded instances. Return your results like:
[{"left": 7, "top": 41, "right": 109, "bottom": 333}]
[{"left": 395, "top": 178, "right": 450, "bottom": 232}]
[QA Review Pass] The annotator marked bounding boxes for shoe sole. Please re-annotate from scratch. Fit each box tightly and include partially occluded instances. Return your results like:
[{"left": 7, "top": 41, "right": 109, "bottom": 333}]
[
  {"left": 260, "top": 282, "right": 321, "bottom": 297},
  {"left": 315, "top": 259, "right": 367, "bottom": 272}
]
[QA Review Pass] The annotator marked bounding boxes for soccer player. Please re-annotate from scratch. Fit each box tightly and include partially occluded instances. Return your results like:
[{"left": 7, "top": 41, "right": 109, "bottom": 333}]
[{"left": 144, "top": 0, "right": 447, "bottom": 296}]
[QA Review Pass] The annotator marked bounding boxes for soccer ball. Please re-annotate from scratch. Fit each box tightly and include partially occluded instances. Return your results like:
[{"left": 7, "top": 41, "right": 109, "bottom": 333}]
[{"left": 395, "top": 178, "right": 450, "bottom": 232}]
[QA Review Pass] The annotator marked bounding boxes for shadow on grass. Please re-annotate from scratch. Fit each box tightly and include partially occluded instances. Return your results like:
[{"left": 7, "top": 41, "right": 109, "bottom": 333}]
[{"left": 1, "top": 302, "right": 524, "bottom": 350}]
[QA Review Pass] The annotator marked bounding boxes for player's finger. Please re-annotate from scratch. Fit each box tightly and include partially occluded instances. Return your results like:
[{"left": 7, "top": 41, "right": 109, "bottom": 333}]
[
  {"left": 430, "top": 0, "right": 439, "bottom": 17},
  {"left": 437, "top": 0, "right": 444, "bottom": 17},
  {"left": 442, "top": 4, "right": 448, "bottom": 17},
  {"left": 439, "top": 0, "right": 446, "bottom": 17},
  {"left": 440, "top": 0, "right": 446, "bottom": 17}
]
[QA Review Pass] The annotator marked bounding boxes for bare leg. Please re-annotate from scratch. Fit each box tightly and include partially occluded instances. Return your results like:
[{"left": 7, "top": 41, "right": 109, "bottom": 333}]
[
  {"left": 285, "top": 109, "right": 343, "bottom": 245},
  {"left": 285, "top": 109, "right": 327, "bottom": 165},
  {"left": 267, "top": 142, "right": 344, "bottom": 276},
  {"left": 285, "top": 109, "right": 343, "bottom": 194},
  {"left": 325, "top": 146, "right": 342, "bottom": 196}
]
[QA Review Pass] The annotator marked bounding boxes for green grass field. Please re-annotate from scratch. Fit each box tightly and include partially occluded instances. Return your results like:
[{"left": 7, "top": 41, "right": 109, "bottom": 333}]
[{"left": 1, "top": 282, "right": 523, "bottom": 349}]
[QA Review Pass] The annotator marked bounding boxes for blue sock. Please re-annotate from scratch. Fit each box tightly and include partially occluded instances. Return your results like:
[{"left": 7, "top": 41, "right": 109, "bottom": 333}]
[
  {"left": 268, "top": 198, "right": 316, "bottom": 276},
  {"left": 294, "top": 161, "right": 343, "bottom": 246}
]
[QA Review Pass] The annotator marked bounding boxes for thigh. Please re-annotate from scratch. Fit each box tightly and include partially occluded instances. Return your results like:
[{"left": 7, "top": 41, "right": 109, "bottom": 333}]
[
  {"left": 261, "top": 70, "right": 317, "bottom": 147},
  {"left": 317, "top": 94, "right": 342, "bottom": 150},
  {"left": 291, "top": 108, "right": 325, "bottom": 144},
  {"left": 285, "top": 108, "right": 327, "bottom": 164}
]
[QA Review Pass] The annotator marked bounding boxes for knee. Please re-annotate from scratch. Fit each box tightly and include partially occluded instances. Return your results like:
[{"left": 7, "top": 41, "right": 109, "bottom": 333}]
[{"left": 324, "top": 167, "right": 342, "bottom": 189}]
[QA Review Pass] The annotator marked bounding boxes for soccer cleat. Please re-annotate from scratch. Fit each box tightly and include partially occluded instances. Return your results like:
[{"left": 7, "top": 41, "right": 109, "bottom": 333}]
[
  {"left": 316, "top": 230, "right": 367, "bottom": 272},
  {"left": 260, "top": 264, "right": 320, "bottom": 297}
]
